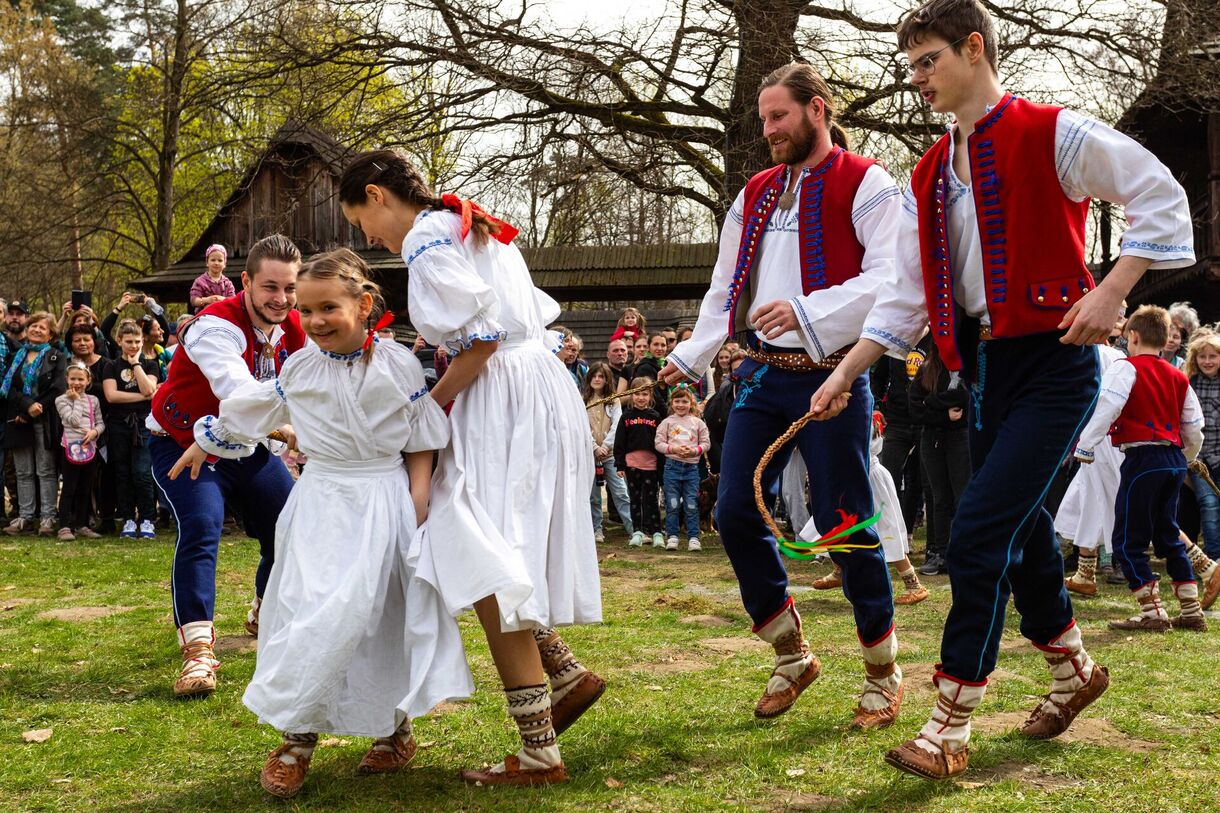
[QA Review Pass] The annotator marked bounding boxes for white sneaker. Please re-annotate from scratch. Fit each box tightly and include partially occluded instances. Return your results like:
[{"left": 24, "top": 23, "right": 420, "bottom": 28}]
[
  {"left": 139, "top": 520, "right": 156, "bottom": 539},
  {"left": 665, "top": 536, "right": 679, "bottom": 551},
  {"left": 3, "top": 517, "right": 31, "bottom": 535},
  {"left": 120, "top": 520, "right": 137, "bottom": 538},
  {"left": 687, "top": 537, "right": 702, "bottom": 552},
  {"left": 652, "top": 532, "right": 665, "bottom": 548},
  {"left": 629, "top": 532, "right": 644, "bottom": 547},
  {"left": 594, "top": 528, "right": 605, "bottom": 543}
]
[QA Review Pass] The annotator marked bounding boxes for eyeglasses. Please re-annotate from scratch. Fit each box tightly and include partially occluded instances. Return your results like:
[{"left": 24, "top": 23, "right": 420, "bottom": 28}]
[{"left": 902, "top": 36, "right": 970, "bottom": 78}]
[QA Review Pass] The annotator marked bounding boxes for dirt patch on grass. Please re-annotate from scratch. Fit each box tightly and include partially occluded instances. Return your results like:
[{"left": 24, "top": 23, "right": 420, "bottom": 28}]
[
  {"left": 772, "top": 792, "right": 840, "bottom": 811},
  {"left": 959, "top": 761, "right": 1083, "bottom": 791},
  {"left": 214, "top": 635, "right": 256, "bottom": 654},
  {"left": 699, "top": 636, "right": 768, "bottom": 654},
  {"left": 679, "top": 615, "right": 733, "bottom": 627},
  {"left": 2, "top": 598, "right": 36, "bottom": 611},
  {"left": 973, "top": 712, "right": 1160, "bottom": 751},
  {"left": 37, "top": 606, "right": 132, "bottom": 622},
  {"left": 639, "top": 653, "right": 714, "bottom": 674}
]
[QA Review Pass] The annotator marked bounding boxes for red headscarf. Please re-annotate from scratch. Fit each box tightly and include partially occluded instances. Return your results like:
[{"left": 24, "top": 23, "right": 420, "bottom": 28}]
[{"left": 440, "top": 194, "right": 519, "bottom": 244}]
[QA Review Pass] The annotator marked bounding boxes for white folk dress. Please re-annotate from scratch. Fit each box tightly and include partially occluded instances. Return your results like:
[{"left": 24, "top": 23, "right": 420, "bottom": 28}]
[
  {"left": 1054, "top": 344, "right": 1126, "bottom": 552},
  {"left": 194, "top": 341, "right": 472, "bottom": 737},
  {"left": 799, "top": 429, "right": 908, "bottom": 562},
  {"left": 403, "top": 208, "right": 602, "bottom": 632}
]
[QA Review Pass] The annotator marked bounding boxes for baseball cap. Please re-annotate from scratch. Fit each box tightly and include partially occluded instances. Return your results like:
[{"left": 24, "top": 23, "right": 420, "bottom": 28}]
[{"left": 7, "top": 300, "right": 30, "bottom": 314}]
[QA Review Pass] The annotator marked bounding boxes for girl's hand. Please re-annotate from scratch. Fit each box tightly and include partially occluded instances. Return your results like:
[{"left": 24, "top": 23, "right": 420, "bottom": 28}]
[
  {"left": 66, "top": 388, "right": 80, "bottom": 400},
  {"left": 83, "top": 429, "right": 98, "bottom": 443},
  {"left": 168, "top": 443, "right": 209, "bottom": 480},
  {"left": 948, "top": 407, "right": 964, "bottom": 422},
  {"left": 616, "top": 470, "right": 625, "bottom": 478}
]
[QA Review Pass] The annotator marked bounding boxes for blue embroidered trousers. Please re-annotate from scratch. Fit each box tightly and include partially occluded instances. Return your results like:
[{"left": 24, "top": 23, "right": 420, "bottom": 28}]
[
  {"left": 1111, "top": 444, "right": 1193, "bottom": 590},
  {"left": 715, "top": 355, "right": 894, "bottom": 642},
  {"left": 941, "top": 334, "right": 1098, "bottom": 682},
  {"left": 151, "top": 436, "right": 294, "bottom": 628}
]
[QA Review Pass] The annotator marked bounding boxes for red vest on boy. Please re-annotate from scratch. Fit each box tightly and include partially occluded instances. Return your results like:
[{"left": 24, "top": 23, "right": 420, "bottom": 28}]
[
  {"left": 151, "top": 293, "right": 307, "bottom": 449},
  {"left": 1108, "top": 354, "right": 1190, "bottom": 447},
  {"left": 725, "top": 147, "right": 876, "bottom": 339},
  {"left": 909, "top": 94, "right": 1094, "bottom": 371}
]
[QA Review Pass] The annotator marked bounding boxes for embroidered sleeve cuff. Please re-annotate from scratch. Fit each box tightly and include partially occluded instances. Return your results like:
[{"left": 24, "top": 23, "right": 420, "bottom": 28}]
[
  {"left": 667, "top": 352, "right": 700, "bottom": 382},
  {"left": 790, "top": 298, "right": 828, "bottom": 362},
  {"left": 193, "top": 416, "right": 256, "bottom": 459},
  {"left": 441, "top": 315, "right": 508, "bottom": 355},
  {"left": 861, "top": 326, "right": 914, "bottom": 358},
  {"left": 1119, "top": 241, "right": 1195, "bottom": 270},
  {"left": 1073, "top": 447, "right": 1095, "bottom": 462}
]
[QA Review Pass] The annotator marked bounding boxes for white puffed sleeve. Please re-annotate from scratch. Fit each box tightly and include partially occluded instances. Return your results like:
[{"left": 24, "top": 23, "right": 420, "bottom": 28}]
[
  {"left": 193, "top": 374, "right": 291, "bottom": 459},
  {"left": 404, "top": 212, "right": 506, "bottom": 354},
  {"left": 381, "top": 342, "right": 451, "bottom": 453}
]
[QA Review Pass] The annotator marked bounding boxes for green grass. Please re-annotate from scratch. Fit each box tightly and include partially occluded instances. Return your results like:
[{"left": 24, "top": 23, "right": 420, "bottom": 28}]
[{"left": 2, "top": 530, "right": 1219, "bottom": 812}]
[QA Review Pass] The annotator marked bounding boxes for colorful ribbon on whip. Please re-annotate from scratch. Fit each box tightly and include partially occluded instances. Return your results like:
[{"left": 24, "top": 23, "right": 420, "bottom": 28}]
[
  {"left": 362, "top": 311, "right": 396, "bottom": 351},
  {"left": 440, "top": 194, "right": 519, "bottom": 244},
  {"left": 776, "top": 507, "right": 883, "bottom": 560}
]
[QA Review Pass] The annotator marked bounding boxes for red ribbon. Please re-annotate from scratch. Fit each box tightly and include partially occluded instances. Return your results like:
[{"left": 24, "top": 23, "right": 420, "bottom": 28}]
[
  {"left": 440, "top": 193, "right": 519, "bottom": 244},
  {"left": 362, "top": 311, "right": 396, "bottom": 351}
]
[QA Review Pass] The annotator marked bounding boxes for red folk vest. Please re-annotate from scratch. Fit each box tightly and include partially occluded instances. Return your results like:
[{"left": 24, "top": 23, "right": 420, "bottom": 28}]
[
  {"left": 151, "top": 293, "right": 307, "bottom": 449},
  {"left": 909, "top": 94, "right": 1094, "bottom": 371},
  {"left": 1109, "top": 354, "right": 1190, "bottom": 447},
  {"left": 725, "top": 147, "right": 876, "bottom": 337}
]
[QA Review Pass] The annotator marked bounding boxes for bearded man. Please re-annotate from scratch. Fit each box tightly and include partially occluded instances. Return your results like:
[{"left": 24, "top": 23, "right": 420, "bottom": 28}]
[{"left": 659, "top": 63, "right": 904, "bottom": 727}]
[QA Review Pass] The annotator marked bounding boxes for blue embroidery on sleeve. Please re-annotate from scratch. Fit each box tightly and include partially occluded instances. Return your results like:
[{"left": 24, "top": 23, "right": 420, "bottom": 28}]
[
  {"left": 200, "top": 416, "right": 247, "bottom": 451},
  {"left": 862, "top": 327, "right": 913, "bottom": 354},
  {"left": 445, "top": 329, "right": 509, "bottom": 355},
  {"left": 406, "top": 238, "right": 454, "bottom": 264},
  {"left": 274, "top": 380, "right": 286, "bottom": 402},
  {"left": 1120, "top": 240, "right": 1192, "bottom": 254},
  {"left": 408, "top": 386, "right": 428, "bottom": 402}
]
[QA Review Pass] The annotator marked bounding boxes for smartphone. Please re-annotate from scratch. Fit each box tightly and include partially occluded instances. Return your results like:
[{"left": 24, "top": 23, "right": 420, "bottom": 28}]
[
  {"left": 71, "top": 290, "right": 92, "bottom": 310},
  {"left": 129, "top": 292, "right": 146, "bottom": 304}
]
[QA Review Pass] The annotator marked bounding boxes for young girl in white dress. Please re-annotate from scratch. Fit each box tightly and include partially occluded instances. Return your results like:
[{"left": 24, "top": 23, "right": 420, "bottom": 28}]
[
  {"left": 170, "top": 250, "right": 470, "bottom": 799},
  {"left": 338, "top": 149, "right": 603, "bottom": 787},
  {"left": 800, "top": 411, "right": 929, "bottom": 604}
]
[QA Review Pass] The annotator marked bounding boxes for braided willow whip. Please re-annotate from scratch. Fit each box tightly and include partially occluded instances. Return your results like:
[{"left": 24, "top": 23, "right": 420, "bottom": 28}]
[
  {"left": 585, "top": 382, "right": 657, "bottom": 410},
  {"left": 1190, "top": 459, "right": 1220, "bottom": 497},
  {"left": 753, "top": 400, "right": 881, "bottom": 559}
]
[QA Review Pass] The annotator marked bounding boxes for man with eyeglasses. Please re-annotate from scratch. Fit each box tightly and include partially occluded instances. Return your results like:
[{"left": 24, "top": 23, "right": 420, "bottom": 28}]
[{"left": 808, "top": 0, "right": 1194, "bottom": 780}]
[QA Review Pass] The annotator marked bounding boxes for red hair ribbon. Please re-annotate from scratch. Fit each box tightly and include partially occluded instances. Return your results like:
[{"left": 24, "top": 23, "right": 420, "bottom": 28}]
[
  {"left": 363, "top": 311, "right": 396, "bottom": 351},
  {"left": 440, "top": 193, "right": 519, "bottom": 244}
]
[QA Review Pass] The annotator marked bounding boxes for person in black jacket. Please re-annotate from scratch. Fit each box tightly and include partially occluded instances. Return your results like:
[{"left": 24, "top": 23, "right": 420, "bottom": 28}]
[
  {"left": 2, "top": 312, "right": 67, "bottom": 536},
  {"left": 909, "top": 341, "right": 970, "bottom": 575},
  {"left": 631, "top": 334, "right": 670, "bottom": 417},
  {"left": 614, "top": 377, "right": 664, "bottom": 547},
  {"left": 872, "top": 334, "right": 930, "bottom": 541}
]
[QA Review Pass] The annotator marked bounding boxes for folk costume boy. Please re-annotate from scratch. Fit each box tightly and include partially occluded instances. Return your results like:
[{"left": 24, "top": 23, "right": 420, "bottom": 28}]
[
  {"left": 150, "top": 235, "right": 306, "bottom": 697},
  {"left": 1075, "top": 306, "right": 1206, "bottom": 631},
  {"left": 660, "top": 64, "right": 905, "bottom": 728},
  {"left": 808, "top": 0, "right": 1194, "bottom": 780}
]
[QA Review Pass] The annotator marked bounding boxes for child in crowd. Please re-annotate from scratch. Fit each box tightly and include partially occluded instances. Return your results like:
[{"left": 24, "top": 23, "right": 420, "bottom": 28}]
[
  {"left": 190, "top": 244, "right": 237, "bottom": 311},
  {"left": 169, "top": 249, "right": 469, "bottom": 799},
  {"left": 103, "top": 319, "right": 163, "bottom": 539},
  {"left": 655, "top": 385, "right": 710, "bottom": 551},
  {"left": 615, "top": 377, "right": 664, "bottom": 547},
  {"left": 585, "top": 361, "right": 633, "bottom": 542},
  {"left": 55, "top": 363, "right": 105, "bottom": 540},
  {"left": 609, "top": 307, "right": 646, "bottom": 347},
  {"left": 1075, "top": 306, "right": 1205, "bottom": 631},
  {"left": 808, "top": 411, "right": 929, "bottom": 604},
  {"left": 1185, "top": 330, "right": 1220, "bottom": 560}
]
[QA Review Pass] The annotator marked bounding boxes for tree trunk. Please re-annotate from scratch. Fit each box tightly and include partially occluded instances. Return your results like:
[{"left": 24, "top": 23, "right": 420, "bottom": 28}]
[
  {"left": 153, "top": 0, "right": 192, "bottom": 275},
  {"left": 722, "top": 1, "right": 804, "bottom": 217}
]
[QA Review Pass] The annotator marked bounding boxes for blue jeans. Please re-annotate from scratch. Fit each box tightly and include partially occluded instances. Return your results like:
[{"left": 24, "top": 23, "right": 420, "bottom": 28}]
[
  {"left": 716, "top": 353, "right": 893, "bottom": 641},
  {"left": 1190, "top": 460, "right": 1220, "bottom": 559},
  {"left": 942, "top": 335, "right": 1098, "bottom": 682},
  {"left": 664, "top": 460, "right": 700, "bottom": 538},
  {"left": 151, "top": 436, "right": 294, "bottom": 627},
  {"left": 591, "top": 455, "right": 633, "bottom": 534}
]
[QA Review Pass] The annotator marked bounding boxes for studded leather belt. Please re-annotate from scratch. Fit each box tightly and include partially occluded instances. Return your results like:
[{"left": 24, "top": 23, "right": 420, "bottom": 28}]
[
  {"left": 979, "top": 324, "right": 993, "bottom": 341},
  {"left": 745, "top": 344, "right": 853, "bottom": 371}
]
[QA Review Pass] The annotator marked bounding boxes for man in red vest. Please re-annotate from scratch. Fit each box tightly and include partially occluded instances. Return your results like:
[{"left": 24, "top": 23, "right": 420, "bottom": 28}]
[
  {"left": 149, "top": 234, "right": 308, "bottom": 697},
  {"left": 660, "top": 64, "right": 905, "bottom": 729},
  {"left": 1074, "top": 305, "right": 1205, "bottom": 630},
  {"left": 809, "top": 0, "right": 1194, "bottom": 780}
]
